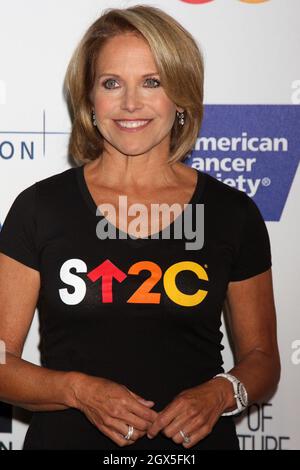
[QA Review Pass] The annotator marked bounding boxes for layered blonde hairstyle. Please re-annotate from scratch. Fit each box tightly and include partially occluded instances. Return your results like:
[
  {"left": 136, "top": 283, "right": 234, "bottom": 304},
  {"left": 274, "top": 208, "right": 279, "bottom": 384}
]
[{"left": 64, "top": 5, "right": 205, "bottom": 165}]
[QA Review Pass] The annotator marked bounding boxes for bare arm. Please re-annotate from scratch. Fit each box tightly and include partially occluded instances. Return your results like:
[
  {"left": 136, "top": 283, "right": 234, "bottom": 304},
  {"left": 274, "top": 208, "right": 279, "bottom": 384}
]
[
  {"left": 218, "top": 267, "right": 281, "bottom": 410},
  {"left": 0, "top": 253, "right": 76, "bottom": 411}
]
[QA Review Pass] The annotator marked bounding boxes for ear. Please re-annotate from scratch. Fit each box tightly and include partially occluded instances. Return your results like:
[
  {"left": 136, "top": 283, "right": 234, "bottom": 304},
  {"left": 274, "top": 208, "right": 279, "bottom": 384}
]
[{"left": 176, "top": 107, "right": 185, "bottom": 113}]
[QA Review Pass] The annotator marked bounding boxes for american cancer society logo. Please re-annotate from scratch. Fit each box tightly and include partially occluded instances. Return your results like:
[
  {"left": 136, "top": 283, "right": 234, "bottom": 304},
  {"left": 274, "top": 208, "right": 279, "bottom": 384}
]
[{"left": 189, "top": 105, "right": 300, "bottom": 221}]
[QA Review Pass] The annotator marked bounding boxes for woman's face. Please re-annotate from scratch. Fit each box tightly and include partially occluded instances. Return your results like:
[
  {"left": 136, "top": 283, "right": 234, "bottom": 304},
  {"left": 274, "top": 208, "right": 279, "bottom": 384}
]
[{"left": 91, "top": 33, "right": 183, "bottom": 159}]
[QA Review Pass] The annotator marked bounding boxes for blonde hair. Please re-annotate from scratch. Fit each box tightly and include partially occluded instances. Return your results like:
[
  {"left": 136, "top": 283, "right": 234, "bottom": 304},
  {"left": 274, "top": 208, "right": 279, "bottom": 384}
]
[{"left": 64, "top": 5, "right": 205, "bottom": 165}]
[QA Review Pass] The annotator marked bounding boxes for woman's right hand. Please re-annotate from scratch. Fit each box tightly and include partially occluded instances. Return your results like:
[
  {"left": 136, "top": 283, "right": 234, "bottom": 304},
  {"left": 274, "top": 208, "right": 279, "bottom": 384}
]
[{"left": 68, "top": 372, "right": 158, "bottom": 447}]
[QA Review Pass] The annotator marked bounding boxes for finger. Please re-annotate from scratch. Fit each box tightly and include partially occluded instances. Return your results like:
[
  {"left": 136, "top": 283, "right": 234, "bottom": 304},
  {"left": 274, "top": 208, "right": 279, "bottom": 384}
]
[
  {"left": 177, "top": 409, "right": 221, "bottom": 448},
  {"left": 120, "top": 410, "right": 155, "bottom": 432},
  {"left": 127, "top": 398, "right": 158, "bottom": 423},
  {"left": 100, "top": 417, "right": 143, "bottom": 444},
  {"left": 162, "top": 412, "right": 201, "bottom": 441},
  {"left": 180, "top": 428, "right": 204, "bottom": 449},
  {"left": 126, "top": 389, "right": 155, "bottom": 407},
  {"left": 178, "top": 421, "right": 213, "bottom": 448},
  {"left": 98, "top": 422, "right": 135, "bottom": 447},
  {"left": 147, "top": 404, "right": 180, "bottom": 438},
  {"left": 124, "top": 387, "right": 157, "bottom": 419}
]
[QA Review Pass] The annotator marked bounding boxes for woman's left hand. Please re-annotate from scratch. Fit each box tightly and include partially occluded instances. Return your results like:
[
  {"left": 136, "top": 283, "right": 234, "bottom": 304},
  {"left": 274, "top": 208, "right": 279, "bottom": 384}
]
[{"left": 146, "top": 378, "right": 232, "bottom": 448}]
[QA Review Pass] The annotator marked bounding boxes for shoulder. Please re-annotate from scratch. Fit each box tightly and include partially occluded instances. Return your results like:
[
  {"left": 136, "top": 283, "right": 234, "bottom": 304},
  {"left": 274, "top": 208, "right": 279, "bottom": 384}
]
[
  {"left": 199, "top": 170, "right": 250, "bottom": 209},
  {"left": 33, "top": 166, "right": 79, "bottom": 208},
  {"left": 35, "top": 166, "right": 77, "bottom": 192},
  {"left": 194, "top": 170, "right": 266, "bottom": 232},
  {"left": 12, "top": 167, "right": 77, "bottom": 200},
  {"left": 7, "top": 167, "right": 79, "bottom": 220},
  {"left": 8, "top": 167, "right": 78, "bottom": 211},
  {"left": 199, "top": 171, "right": 268, "bottom": 249}
]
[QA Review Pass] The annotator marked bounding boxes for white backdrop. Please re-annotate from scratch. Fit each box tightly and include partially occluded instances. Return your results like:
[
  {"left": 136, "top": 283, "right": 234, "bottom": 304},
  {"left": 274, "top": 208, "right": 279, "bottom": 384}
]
[{"left": 0, "top": 0, "right": 299, "bottom": 450}]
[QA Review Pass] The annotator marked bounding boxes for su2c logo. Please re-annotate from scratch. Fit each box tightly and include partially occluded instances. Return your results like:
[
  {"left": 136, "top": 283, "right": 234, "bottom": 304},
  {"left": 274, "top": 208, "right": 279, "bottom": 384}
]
[
  {"left": 59, "top": 258, "right": 209, "bottom": 307},
  {"left": 181, "top": 1, "right": 270, "bottom": 4}
]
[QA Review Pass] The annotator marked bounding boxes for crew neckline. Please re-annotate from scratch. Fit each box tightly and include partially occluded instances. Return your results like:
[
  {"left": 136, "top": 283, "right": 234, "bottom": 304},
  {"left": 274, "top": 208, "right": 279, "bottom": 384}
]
[{"left": 75, "top": 163, "right": 205, "bottom": 244}]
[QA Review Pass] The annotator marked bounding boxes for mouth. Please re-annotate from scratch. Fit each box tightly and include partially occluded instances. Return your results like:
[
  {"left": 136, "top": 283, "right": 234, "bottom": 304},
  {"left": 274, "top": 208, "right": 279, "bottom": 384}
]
[{"left": 113, "top": 119, "right": 152, "bottom": 132}]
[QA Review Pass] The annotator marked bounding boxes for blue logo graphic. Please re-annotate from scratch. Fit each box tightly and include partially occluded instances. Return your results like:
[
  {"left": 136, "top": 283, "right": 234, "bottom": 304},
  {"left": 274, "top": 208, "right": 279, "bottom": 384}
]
[{"left": 189, "top": 105, "right": 300, "bottom": 221}]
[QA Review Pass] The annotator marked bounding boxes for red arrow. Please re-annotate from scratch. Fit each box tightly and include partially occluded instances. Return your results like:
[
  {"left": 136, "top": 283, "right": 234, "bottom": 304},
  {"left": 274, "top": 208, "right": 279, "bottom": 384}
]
[{"left": 87, "top": 259, "right": 127, "bottom": 303}]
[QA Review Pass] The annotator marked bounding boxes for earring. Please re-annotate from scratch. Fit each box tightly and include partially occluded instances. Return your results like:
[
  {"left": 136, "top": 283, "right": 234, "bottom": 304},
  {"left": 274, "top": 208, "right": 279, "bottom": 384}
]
[
  {"left": 177, "top": 111, "right": 185, "bottom": 126},
  {"left": 92, "top": 110, "right": 97, "bottom": 127}
]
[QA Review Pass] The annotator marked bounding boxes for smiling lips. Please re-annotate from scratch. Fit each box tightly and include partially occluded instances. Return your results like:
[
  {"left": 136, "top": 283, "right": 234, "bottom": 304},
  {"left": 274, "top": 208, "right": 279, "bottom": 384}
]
[{"left": 114, "top": 119, "right": 152, "bottom": 132}]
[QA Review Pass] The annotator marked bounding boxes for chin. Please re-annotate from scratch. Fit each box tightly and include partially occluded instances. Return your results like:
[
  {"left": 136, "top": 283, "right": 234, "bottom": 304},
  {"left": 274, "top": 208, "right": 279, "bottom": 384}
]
[{"left": 119, "top": 145, "right": 154, "bottom": 156}]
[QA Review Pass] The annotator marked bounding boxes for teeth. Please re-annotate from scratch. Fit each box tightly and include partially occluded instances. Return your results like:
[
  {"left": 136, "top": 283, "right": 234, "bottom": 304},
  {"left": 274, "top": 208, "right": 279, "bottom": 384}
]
[{"left": 117, "top": 120, "right": 149, "bottom": 128}]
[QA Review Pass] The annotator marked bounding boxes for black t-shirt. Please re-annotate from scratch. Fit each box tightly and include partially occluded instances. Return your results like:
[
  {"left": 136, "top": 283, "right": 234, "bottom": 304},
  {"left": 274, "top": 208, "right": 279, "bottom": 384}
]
[{"left": 0, "top": 165, "right": 272, "bottom": 450}]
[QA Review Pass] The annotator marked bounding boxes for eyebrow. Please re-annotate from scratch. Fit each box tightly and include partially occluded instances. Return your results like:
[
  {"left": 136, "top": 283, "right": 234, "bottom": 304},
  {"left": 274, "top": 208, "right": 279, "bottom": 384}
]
[{"left": 98, "top": 72, "right": 160, "bottom": 78}]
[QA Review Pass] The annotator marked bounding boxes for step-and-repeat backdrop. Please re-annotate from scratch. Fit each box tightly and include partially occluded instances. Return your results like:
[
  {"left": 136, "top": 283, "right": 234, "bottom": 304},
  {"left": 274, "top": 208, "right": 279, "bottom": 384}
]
[{"left": 0, "top": 0, "right": 299, "bottom": 450}]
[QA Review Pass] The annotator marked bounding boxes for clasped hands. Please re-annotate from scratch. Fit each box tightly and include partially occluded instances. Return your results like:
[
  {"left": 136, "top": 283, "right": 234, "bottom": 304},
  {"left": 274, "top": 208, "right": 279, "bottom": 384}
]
[{"left": 72, "top": 373, "right": 230, "bottom": 448}]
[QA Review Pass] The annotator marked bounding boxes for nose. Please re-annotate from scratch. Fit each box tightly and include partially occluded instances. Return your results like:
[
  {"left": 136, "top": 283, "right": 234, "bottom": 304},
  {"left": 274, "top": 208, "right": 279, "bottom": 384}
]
[{"left": 120, "top": 85, "right": 143, "bottom": 112}]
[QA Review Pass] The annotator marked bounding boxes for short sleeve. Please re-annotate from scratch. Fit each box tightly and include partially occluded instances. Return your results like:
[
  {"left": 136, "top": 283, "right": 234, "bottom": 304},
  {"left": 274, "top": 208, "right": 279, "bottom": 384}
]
[
  {"left": 0, "top": 184, "right": 39, "bottom": 271},
  {"left": 229, "top": 194, "right": 272, "bottom": 281}
]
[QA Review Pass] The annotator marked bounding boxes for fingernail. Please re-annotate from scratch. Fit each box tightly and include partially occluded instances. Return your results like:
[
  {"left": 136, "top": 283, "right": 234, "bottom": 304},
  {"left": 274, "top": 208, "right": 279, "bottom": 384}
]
[{"left": 147, "top": 434, "right": 153, "bottom": 439}]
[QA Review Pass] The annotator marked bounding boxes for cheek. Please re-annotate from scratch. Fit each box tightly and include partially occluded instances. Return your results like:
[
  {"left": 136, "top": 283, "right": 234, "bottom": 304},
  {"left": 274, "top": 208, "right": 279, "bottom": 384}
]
[
  {"left": 158, "top": 98, "right": 177, "bottom": 122},
  {"left": 162, "top": 105, "right": 177, "bottom": 129},
  {"left": 151, "top": 94, "right": 175, "bottom": 113},
  {"left": 94, "top": 96, "right": 112, "bottom": 116}
]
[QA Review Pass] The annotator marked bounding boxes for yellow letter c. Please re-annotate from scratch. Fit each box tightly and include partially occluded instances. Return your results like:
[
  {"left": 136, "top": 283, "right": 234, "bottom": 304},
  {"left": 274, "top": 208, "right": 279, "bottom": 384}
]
[{"left": 163, "top": 261, "right": 208, "bottom": 307}]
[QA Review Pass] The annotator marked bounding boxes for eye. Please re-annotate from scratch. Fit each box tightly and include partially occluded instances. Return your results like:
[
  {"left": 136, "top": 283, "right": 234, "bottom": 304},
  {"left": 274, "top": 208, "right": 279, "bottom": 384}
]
[
  {"left": 145, "top": 78, "right": 160, "bottom": 88},
  {"left": 102, "top": 79, "right": 118, "bottom": 89}
]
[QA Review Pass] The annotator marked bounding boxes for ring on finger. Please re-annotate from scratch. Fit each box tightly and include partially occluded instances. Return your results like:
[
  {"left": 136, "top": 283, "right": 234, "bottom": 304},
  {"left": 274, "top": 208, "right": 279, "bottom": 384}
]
[
  {"left": 124, "top": 425, "right": 134, "bottom": 440},
  {"left": 179, "top": 429, "right": 191, "bottom": 444}
]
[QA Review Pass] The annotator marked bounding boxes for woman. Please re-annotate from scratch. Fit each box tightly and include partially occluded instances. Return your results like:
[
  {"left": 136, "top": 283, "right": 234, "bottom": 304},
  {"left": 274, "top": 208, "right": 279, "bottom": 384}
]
[{"left": 0, "top": 5, "right": 280, "bottom": 450}]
